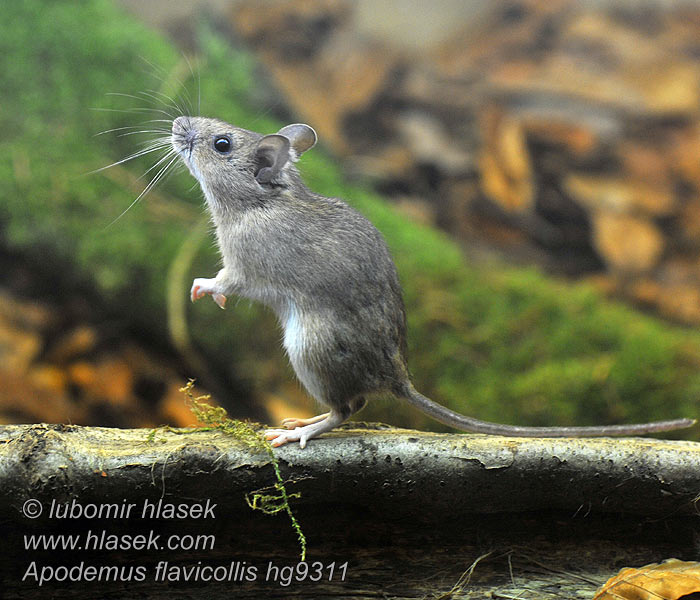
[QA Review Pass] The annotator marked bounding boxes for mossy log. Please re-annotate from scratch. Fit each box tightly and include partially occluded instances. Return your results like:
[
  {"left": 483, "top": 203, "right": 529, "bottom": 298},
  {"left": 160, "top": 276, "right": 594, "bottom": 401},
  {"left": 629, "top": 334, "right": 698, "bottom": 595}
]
[{"left": 2, "top": 423, "right": 699, "bottom": 599}]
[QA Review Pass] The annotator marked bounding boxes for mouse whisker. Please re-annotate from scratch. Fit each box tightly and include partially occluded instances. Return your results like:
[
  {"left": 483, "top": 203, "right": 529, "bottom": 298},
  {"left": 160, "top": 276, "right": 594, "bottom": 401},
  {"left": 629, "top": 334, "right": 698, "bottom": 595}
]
[
  {"left": 105, "top": 92, "right": 158, "bottom": 103},
  {"left": 91, "top": 106, "right": 177, "bottom": 119},
  {"left": 137, "top": 136, "right": 175, "bottom": 151},
  {"left": 179, "top": 53, "right": 202, "bottom": 116},
  {"left": 134, "top": 134, "right": 172, "bottom": 146},
  {"left": 138, "top": 90, "right": 185, "bottom": 118},
  {"left": 180, "top": 53, "right": 200, "bottom": 115},
  {"left": 117, "top": 129, "right": 171, "bottom": 138},
  {"left": 137, "top": 53, "right": 196, "bottom": 116},
  {"left": 94, "top": 125, "right": 150, "bottom": 137},
  {"left": 138, "top": 55, "right": 170, "bottom": 80},
  {"left": 93, "top": 120, "right": 172, "bottom": 137},
  {"left": 106, "top": 91, "right": 177, "bottom": 116},
  {"left": 103, "top": 152, "right": 180, "bottom": 228},
  {"left": 87, "top": 141, "right": 171, "bottom": 175},
  {"left": 136, "top": 148, "right": 177, "bottom": 181},
  {"left": 105, "top": 91, "right": 177, "bottom": 115},
  {"left": 143, "top": 88, "right": 190, "bottom": 119},
  {"left": 142, "top": 119, "right": 176, "bottom": 125}
]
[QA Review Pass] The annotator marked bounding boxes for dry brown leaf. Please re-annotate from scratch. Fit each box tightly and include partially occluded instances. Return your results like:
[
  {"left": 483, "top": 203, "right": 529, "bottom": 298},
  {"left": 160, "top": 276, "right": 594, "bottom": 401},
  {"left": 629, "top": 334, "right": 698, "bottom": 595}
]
[{"left": 594, "top": 559, "right": 700, "bottom": 600}]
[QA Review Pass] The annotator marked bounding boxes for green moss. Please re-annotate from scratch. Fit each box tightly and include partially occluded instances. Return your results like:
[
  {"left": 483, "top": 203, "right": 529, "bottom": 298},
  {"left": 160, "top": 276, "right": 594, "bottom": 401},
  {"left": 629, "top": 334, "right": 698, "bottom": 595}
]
[
  {"left": 1, "top": 0, "right": 698, "bottom": 438},
  {"left": 174, "top": 381, "right": 307, "bottom": 561}
]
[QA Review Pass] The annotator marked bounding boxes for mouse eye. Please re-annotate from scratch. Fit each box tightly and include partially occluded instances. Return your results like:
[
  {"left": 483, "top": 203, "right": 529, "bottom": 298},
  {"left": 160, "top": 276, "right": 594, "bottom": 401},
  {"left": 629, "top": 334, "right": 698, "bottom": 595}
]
[{"left": 213, "top": 136, "right": 232, "bottom": 154}]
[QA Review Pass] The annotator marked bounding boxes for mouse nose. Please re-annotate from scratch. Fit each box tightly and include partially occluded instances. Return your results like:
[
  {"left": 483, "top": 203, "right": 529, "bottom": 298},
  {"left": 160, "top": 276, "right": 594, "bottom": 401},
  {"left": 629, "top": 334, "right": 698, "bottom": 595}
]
[
  {"left": 172, "top": 116, "right": 191, "bottom": 134},
  {"left": 173, "top": 117, "right": 186, "bottom": 133}
]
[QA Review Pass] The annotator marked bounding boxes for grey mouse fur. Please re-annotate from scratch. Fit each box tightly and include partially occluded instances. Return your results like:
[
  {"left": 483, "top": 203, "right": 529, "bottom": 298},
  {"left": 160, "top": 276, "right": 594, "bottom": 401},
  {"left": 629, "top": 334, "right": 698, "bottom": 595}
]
[{"left": 171, "top": 115, "right": 695, "bottom": 447}]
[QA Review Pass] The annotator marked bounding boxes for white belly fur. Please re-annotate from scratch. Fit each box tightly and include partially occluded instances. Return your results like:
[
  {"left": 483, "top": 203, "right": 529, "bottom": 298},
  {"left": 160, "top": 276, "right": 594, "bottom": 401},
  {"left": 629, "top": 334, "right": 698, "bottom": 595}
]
[{"left": 282, "top": 302, "right": 326, "bottom": 403}]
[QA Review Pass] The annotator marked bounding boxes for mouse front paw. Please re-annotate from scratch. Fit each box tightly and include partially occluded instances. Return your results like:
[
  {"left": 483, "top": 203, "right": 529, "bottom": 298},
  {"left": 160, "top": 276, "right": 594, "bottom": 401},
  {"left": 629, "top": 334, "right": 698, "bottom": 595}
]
[{"left": 191, "top": 278, "right": 227, "bottom": 309}]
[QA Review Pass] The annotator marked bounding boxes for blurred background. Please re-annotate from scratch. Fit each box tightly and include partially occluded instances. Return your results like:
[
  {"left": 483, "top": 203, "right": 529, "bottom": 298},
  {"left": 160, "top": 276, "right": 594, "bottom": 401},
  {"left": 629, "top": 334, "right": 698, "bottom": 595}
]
[{"left": 2, "top": 0, "right": 700, "bottom": 437}]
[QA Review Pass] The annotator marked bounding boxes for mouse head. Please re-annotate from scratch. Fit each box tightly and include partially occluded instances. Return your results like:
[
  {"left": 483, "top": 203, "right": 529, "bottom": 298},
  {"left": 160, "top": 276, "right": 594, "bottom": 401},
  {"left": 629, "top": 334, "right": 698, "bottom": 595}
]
[{"left": 171, "top": 116, "right": 316, "bottom": 200}]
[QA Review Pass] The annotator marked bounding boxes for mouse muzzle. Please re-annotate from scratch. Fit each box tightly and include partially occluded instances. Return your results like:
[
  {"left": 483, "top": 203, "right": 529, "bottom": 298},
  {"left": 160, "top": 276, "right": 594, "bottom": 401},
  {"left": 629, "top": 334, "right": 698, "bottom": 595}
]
[{"left": 171, "top": 116, "right": 196, "bottom": 159}]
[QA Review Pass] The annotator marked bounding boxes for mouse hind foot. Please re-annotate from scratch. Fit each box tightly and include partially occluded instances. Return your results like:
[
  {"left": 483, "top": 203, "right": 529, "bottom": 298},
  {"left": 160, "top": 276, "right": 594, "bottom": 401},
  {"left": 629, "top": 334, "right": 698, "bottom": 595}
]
[
  {"left": 266, "top": 396, "right": 366, "bottom": 449},
  {"left": 265, "top": 411, "right": 345, "bottom": 449},
  {"left": 280, "top": 413, "right": 330, "bottom": 430}
]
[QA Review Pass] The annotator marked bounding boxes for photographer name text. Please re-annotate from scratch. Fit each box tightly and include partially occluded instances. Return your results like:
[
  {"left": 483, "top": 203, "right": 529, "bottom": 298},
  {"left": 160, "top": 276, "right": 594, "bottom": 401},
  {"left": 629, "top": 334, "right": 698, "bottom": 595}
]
[{"left": 46, "top": 498, "right": 216, "bottom": 520}]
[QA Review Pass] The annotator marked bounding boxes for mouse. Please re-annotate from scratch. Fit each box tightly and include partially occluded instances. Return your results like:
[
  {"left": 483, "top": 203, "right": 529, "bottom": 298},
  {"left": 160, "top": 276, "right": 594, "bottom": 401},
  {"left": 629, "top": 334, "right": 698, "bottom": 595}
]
[{"left": 171, "top": 115, "right": 695, "bottom": 448}]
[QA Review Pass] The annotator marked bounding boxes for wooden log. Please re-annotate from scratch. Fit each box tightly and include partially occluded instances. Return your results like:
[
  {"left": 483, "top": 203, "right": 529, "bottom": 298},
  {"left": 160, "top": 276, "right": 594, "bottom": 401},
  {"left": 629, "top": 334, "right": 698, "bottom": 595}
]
[
  {"left": 2, "top": 423, "right": 699, "bottom": 599},
  {"left": 2, "top": 424, "right": 698, "bottom": 520}
]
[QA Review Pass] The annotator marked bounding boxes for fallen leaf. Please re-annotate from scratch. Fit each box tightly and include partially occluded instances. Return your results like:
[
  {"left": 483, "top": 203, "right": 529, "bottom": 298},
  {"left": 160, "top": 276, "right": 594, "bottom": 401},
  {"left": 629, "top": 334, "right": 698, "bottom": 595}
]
[{"left": 594, "top": 559, "right": 700, "bottom": 600}]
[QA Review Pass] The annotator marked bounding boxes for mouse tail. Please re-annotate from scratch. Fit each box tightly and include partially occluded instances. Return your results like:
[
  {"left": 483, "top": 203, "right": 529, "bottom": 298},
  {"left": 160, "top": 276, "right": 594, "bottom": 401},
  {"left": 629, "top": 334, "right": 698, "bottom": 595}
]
[{"left": 400, "top": 383, "right": 696, "bottom": 437}]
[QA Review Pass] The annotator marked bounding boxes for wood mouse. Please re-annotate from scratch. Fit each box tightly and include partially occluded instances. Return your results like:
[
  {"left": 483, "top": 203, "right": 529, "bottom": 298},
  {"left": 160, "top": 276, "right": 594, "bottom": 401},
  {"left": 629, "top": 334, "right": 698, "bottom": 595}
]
[{"left": 171, "top": 115, "right": 695, "bottom": 447}]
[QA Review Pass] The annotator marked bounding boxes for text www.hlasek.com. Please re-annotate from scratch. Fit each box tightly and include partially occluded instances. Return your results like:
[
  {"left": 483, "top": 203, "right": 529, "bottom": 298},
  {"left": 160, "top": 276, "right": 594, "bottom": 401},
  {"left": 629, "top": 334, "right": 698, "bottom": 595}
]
[{"left": 25, "top": 529, "right": 214, "bottom": 552}]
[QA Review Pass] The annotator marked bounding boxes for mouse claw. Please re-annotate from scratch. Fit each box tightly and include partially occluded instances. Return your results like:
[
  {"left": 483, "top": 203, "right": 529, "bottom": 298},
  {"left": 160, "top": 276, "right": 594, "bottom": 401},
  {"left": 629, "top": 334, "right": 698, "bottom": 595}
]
[
  {"left": 265, "top": 429, "right": 290, "bottom": 447},
  {"left": 191, "top": 278, "right": 226, "bottom": 308},
  {"left": 213, "top": 293, "right": 227, "bottom": 309}
]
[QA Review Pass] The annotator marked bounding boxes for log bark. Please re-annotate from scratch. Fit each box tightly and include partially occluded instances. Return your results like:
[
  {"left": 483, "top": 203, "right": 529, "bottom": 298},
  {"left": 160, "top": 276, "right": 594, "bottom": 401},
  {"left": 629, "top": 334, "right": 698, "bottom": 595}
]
[
  {"left": 1, "top": 423, "right": 699, "bottom": 518},
  {"left": 2, "top": 423, "right": 699, "bottom": 599}
]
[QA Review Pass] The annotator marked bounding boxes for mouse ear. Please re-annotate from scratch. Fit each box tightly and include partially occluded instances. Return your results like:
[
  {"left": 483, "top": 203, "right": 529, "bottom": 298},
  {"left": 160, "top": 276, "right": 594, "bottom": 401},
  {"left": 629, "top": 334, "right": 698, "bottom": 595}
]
[
  {"left": 254, "top": 134, "right": 291, "bottom": 184},
  {"left": 277, "top": 124, "right": 317, "bottom": 158}
]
